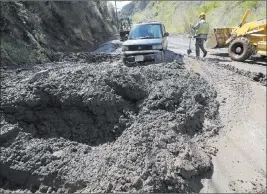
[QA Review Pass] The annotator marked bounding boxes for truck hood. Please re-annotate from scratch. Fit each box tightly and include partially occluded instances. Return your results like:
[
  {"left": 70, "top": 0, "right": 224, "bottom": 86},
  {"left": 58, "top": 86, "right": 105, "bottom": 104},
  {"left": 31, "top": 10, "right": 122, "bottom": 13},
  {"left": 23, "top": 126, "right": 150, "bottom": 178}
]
[{"left": 123, "top": 38, "right": 162, "bottom": 46}]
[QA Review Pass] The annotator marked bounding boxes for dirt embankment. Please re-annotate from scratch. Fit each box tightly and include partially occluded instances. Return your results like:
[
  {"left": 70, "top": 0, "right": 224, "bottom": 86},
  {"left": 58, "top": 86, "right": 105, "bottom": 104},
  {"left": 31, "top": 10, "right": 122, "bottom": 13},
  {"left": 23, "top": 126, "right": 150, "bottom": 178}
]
[
  {"left": 0, "top": 1, "right": 117, "bottom": 66},
  {"left": 1, "top": 54, "right": 220, "bottom": 193}
]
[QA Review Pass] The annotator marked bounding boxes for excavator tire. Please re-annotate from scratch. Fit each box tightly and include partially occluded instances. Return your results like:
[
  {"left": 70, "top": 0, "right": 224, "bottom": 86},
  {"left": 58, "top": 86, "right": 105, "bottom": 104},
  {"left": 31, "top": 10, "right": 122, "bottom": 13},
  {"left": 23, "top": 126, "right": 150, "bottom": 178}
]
[{"left": 229, "top": 37, "right": 254, "bottom": 62}]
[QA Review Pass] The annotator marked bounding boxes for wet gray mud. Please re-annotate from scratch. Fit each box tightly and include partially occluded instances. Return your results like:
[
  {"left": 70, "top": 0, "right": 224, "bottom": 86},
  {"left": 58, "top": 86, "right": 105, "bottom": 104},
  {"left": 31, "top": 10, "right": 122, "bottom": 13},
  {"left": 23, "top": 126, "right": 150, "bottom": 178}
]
[
  {"left": 202, "top": 58, "right": 267, "bottom": 86},
  {"left": 217, "top": 63, "right": 267, "bottom": 86},
  {"left": 1, "top": 53, "right": 220, "bottom": 193}
]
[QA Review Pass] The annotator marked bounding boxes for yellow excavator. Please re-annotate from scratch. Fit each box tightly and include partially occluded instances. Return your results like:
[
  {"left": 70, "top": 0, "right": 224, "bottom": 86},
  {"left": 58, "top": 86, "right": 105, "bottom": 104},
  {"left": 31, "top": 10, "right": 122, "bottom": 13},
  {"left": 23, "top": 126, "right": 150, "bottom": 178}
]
[{"left": 207, "top": 9, "right": 267, "bottom": 62}]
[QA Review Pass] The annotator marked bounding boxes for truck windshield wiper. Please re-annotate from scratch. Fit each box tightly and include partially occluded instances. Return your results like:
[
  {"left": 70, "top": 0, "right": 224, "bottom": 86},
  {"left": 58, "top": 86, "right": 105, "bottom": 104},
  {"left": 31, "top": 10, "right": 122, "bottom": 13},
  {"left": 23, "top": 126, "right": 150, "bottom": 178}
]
[
  {"left": 140, "top": 36, "right": 154, "bottom": 39},
  {"left": 129, "top": 36, "right": 155, "bottom": 40}
]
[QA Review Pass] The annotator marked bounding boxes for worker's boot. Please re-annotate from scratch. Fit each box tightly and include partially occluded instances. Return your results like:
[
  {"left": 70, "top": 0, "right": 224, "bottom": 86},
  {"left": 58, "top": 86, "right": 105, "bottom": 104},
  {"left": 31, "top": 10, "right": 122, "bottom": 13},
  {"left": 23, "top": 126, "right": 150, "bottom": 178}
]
[{"left": 203, "top": 51, "right": 208, "bottom": 57}]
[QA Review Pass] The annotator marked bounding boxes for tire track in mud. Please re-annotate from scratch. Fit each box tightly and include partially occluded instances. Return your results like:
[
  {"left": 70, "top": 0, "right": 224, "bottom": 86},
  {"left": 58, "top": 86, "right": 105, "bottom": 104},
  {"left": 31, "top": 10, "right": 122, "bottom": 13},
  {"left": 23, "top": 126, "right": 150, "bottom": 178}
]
[{"left": 199, "top": 60, "right": 253, "bottom": 125}]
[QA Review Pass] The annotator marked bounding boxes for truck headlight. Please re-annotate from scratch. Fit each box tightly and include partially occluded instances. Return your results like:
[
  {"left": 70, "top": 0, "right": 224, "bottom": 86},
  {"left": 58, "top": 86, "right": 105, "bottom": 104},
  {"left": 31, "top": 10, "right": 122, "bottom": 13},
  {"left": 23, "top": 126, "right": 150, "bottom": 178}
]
[
  {"left": 122, "top": 45, "right": 129, "bottom": 51},
  {"left": 152, "top": 44, "right": 163, "bottom": 50}
]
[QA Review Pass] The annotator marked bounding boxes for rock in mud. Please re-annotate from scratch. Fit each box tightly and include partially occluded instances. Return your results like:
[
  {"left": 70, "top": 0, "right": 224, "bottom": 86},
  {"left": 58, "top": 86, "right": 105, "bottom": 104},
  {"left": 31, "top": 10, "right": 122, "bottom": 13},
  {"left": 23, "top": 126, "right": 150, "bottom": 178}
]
[{"left": 0, "top": 124, "right": 20, "bottom": 144}]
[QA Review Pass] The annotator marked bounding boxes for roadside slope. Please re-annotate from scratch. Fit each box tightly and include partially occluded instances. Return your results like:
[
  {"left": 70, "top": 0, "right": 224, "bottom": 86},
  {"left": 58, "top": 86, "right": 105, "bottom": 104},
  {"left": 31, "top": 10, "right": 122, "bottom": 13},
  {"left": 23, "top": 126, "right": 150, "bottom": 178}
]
[
  {"left": 1, "top": 1, "right": 117, "bottom": 66},
  {"left": 120, "top": 1, "right": 266, "bottom": 34}
]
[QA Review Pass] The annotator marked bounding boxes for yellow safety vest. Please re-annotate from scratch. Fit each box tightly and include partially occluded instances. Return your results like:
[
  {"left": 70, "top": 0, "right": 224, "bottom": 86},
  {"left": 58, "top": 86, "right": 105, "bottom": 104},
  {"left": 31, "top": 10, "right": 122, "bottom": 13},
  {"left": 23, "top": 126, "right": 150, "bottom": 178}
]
[{"left": 196, "top": 21, "right": 209, "bottom": 36}]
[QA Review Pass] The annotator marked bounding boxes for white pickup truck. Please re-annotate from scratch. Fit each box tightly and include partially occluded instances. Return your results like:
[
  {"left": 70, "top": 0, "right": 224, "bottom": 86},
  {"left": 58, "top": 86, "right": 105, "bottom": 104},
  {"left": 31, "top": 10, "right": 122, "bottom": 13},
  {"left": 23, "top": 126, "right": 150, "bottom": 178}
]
[{"left": 121, "top": 21, "right": 169, "bottom": 64}]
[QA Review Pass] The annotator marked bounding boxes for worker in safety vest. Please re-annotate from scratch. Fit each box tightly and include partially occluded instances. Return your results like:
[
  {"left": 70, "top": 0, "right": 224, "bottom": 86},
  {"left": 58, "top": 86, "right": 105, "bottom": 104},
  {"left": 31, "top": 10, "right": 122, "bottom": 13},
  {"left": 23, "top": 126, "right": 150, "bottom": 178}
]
[{"left": 191, "top": 12, "right": 209, "bottom": 58}]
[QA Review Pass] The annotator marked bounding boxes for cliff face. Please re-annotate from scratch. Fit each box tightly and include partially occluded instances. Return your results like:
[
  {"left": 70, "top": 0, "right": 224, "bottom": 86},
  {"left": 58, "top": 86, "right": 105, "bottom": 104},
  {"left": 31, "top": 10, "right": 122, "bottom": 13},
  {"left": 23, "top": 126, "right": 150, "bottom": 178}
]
[
  {"left": 120, "top": 1, "right": 266, "bottom": 34},
  {"left": 1, "top": 1, "right": 117, "bottom": 66},
  {"left": 119, "top": 1, "right": 149, "bottom": 19}
]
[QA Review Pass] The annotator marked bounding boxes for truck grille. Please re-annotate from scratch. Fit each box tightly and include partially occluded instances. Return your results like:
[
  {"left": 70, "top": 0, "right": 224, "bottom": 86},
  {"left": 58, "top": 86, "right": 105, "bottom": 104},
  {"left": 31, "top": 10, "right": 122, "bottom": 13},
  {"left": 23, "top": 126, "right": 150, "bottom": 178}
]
[{"left": 128, "top": 45, "right": 152, "bottom": 51}]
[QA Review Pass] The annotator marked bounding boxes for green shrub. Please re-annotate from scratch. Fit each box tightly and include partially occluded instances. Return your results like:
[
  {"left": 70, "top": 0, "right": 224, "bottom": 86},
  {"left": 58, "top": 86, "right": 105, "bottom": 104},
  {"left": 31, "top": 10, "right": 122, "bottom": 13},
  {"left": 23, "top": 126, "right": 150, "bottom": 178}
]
[
  {"left": 241, "top": 1, "right": 260, "bottom": 10},
  {"left": 131, "top": 1, "right": 266, "bottom": 34},
  {"left": 1, "top": 38, "right": 30, "bottom": 64},
  {"left": 29, "top": 48, "right": 50, "bottom": 64},
  {"left": 1, "top": 36, "right": 50, "bottom": 65},
  {"left": 132, "top": 11, "right": 144, "bottom": 23},
  {"left": 197, "top": 1, "right": 221, "bottom": 15}
]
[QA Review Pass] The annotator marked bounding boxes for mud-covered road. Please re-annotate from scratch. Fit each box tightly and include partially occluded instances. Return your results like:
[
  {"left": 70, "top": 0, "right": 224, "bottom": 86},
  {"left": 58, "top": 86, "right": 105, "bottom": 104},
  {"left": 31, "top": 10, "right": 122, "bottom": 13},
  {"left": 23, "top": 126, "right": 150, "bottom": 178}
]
[
  {"left": 184, "top": 57, "right": 266, "bottom": 193},
  {"left": 0, "top": 35, "right": 266, "bottom": 193},
  {"left": 168, "top": 35, "right": 266, "bottom": 193}
]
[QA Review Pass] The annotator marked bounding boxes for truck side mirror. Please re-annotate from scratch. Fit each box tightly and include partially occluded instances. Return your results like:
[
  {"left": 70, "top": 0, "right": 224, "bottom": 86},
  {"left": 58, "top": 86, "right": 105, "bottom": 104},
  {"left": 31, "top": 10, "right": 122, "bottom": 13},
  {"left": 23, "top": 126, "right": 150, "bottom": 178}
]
[{"left": 164, "top": 32, "right": 169, "bottom": 37}]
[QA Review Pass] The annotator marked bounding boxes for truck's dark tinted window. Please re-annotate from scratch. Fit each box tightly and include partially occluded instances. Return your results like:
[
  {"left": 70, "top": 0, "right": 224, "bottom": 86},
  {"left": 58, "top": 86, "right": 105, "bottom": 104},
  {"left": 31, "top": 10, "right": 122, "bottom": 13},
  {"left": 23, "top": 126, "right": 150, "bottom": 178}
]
[{"left": 129, "top": 24, "right": 162, "bottom": 39}]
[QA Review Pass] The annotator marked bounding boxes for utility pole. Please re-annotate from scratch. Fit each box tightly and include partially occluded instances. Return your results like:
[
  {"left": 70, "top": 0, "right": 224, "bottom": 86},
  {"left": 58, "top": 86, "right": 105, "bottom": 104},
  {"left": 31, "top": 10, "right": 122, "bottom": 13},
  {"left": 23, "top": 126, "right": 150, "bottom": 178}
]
[{"left": 114, "top": 0, "right": 119, "bottom": 29}]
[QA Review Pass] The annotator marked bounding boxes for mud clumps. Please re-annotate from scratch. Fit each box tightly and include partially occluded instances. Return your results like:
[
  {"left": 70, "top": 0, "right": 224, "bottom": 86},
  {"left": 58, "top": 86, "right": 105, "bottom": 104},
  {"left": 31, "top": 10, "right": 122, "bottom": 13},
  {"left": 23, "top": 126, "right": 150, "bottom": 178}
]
[
  {"left": 217, "top": 63, "right": 267, "bottom": 86},
  {"left": 229, "top": 179, "right": 266, "bottom": 193},
  {"left": 1, "top": 55, "right": 220, "bottom": 193},
  {"left": 60, "top": 52, "right": 121, "bottom": 63},
  {"left": 1, "top": 66, "right": 133, "bottom": 146}
]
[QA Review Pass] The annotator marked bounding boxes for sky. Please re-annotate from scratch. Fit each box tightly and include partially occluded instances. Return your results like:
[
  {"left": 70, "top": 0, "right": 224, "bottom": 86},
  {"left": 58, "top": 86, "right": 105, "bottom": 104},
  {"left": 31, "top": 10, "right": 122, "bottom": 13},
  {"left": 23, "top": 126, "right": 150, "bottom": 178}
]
[{"left": 109, "top": 1, "right": 132, "bottom": 11}]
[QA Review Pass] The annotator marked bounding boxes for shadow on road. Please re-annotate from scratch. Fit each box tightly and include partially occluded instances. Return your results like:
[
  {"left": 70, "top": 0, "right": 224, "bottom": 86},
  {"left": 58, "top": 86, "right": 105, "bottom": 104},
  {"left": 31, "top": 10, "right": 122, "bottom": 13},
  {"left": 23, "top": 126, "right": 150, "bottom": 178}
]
[
  {"left": 209, "top": 53, "right": 229, "bottom": 58},
  {"left": 93, "top": 39, "right": 122, "bottom": 53},
  {"left": 189, "top": 163, "right": 216, "bottom": 193},
  {"left": 206, "top": 57, "right": 232, "bottom": 63},
  {"left": 247, "top": 57, "right": 267, "bottom": 66},
  {"left": 164, "top": 50, "right": 184, "bottom": 63}
]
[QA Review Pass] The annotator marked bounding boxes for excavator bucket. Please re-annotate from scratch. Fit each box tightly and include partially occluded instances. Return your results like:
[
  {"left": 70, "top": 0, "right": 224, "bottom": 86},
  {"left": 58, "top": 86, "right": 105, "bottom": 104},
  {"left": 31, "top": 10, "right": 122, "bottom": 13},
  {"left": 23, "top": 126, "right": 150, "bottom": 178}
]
[
  {"left": 207, "top": 28, "right": 233, "bottom": 49},
  {"left": 206, "top": 30, "right": 218, "bottom": 49},
  {"left": 207, "top": 10, "right": 251, "bottom": 49}
]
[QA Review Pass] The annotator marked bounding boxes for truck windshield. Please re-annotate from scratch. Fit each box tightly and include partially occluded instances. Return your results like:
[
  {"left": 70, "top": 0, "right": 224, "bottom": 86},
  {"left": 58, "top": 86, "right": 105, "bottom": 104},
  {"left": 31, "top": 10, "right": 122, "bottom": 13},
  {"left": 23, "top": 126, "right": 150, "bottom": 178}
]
[{"left": 129, "top": 24, "right": 162, "bottom": 40}]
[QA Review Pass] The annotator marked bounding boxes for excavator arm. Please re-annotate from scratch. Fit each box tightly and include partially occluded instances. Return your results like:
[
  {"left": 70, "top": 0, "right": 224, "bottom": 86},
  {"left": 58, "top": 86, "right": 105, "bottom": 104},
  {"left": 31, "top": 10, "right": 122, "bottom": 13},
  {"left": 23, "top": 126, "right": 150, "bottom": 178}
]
[{"left": 225, "top": 9, "right": 250, "bottom": 44}]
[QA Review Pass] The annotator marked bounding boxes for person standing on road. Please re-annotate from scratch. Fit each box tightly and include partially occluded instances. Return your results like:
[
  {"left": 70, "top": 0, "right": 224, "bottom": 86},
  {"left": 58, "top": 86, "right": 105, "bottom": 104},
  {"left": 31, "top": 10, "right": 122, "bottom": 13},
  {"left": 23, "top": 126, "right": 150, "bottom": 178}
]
[{"left": 191, "top": 12, "right": 209, "bottom": 58}]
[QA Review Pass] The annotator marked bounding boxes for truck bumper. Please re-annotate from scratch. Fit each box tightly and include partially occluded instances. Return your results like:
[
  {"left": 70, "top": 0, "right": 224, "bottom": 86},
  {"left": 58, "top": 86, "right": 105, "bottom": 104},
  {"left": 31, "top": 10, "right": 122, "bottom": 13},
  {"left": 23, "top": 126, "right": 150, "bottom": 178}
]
[{"left": 122, "top": 50, "right": 164, "bottom": 63}]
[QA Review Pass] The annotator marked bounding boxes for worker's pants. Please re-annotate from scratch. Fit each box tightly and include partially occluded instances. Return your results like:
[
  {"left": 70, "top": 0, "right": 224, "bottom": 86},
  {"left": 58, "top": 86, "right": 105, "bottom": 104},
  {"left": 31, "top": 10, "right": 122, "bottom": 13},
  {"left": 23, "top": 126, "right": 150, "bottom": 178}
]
[{"left": 195, "top": 38, "right": 207, "bottom": 57}]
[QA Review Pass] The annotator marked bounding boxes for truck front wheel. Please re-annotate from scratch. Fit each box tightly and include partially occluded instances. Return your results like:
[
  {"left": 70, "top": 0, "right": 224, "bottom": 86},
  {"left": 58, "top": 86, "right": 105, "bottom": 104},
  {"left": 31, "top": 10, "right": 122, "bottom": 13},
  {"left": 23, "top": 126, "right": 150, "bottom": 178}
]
[{"left": 228, "top": 37, "right": 254, "bottom": 62}]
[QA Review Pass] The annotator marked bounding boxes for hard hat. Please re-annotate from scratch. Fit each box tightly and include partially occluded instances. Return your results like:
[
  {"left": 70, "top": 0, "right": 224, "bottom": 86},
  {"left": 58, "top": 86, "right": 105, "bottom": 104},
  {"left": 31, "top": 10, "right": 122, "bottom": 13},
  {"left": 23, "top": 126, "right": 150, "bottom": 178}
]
[{"left": 199, "top": 12, "right": 206, "bottom": 18}]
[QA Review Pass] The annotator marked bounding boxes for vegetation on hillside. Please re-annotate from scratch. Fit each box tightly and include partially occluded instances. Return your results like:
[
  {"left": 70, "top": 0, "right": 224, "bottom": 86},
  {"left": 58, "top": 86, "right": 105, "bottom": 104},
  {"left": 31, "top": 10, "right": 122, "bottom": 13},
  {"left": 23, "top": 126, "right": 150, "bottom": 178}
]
[{"left": 129, "top": 1, "right": 266, "bottom": 34}]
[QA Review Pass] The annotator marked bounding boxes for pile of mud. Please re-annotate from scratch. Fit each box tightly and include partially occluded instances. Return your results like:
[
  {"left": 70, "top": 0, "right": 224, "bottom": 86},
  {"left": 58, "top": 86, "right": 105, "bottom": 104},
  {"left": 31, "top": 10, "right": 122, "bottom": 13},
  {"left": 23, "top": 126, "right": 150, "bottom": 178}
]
[
  {"left": 0, "top": 54, "right": 220, "bottom": 193},
  {"left": 60, "top": 52, "right": 121, "bottom": 63}
]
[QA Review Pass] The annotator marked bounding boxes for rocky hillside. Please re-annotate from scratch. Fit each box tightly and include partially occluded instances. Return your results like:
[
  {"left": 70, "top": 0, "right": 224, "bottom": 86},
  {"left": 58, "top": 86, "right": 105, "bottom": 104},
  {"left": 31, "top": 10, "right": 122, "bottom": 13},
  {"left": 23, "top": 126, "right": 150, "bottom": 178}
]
[
  {"left": 120, "top": 1, "right": 266, "bottom": 34},
  {"left": 119, "top": 1, "right": 149, "bottom": 19},
  {"left": 1, "top": 1, "right": 117, "bottom": 66}
]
